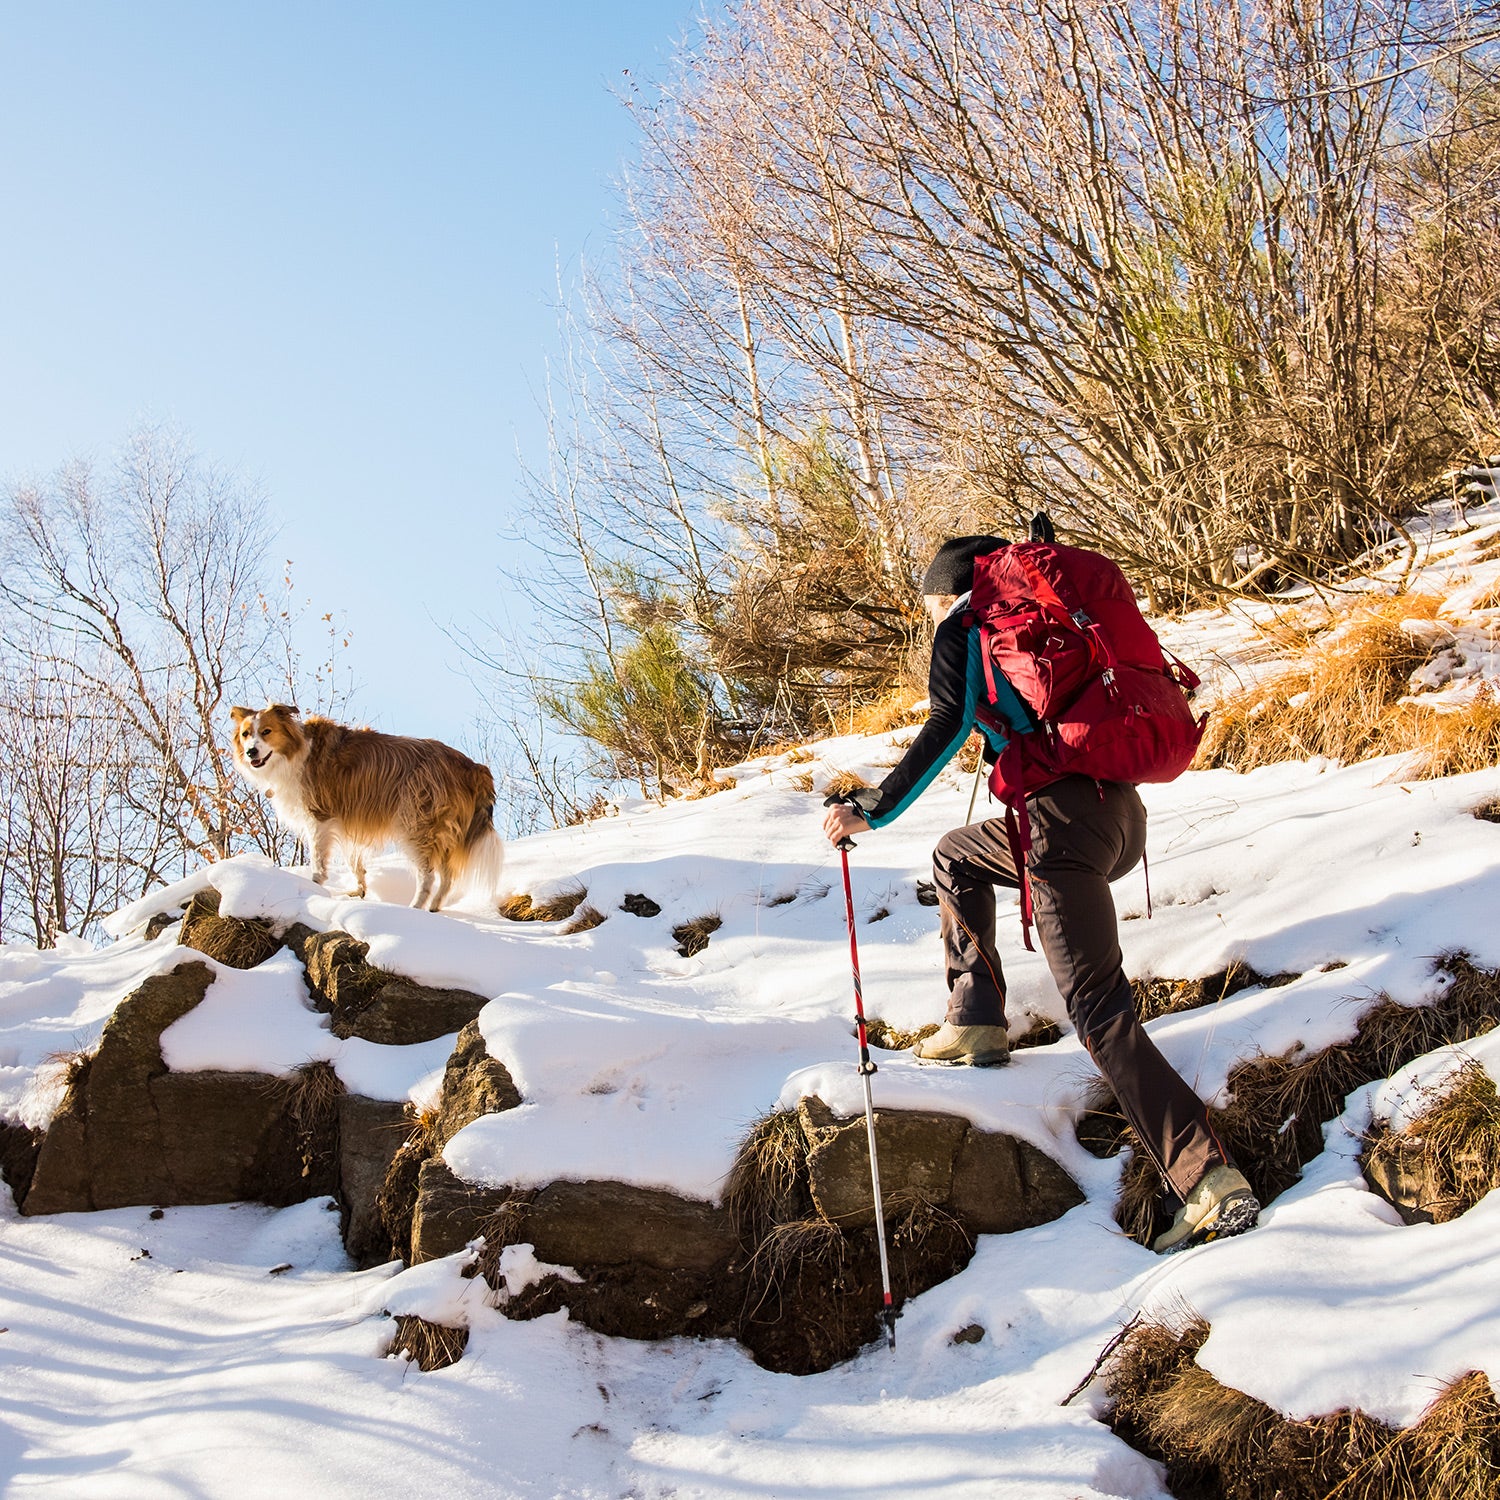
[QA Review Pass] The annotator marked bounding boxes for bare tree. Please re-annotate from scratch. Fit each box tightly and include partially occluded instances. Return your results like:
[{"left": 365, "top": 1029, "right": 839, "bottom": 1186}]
[{"left": 0, "top": 428, "right": 350, "bottom": 944}]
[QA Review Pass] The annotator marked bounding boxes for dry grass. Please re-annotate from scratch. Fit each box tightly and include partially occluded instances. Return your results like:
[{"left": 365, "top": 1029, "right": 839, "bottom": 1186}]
[
  {"left": 956, "top": 734, "right": 984, "bottom": 775},
  {"left": 1131, "top": 962, "right": 1293, "bottom": 1023},
  {"left": 672, "top": 911, "right": 722, "bottom": 957},
  {"left": 178, "top": 887, "right": 282, "bottom": 969},
  {"left": 1475, "top": 797, "right": 1500, "bottom": 823},
  {"left": 848, "top": 691, "right": 926, "bottom": 736},
  {"left": 274, "top": 1060, "right": 346, "bottom": 1183},
  {"left": 1366, "top": 1059, "right": 1500, "bottom": 1223},
  {"left": 42, "top": 1047, "right": 95, "bottom": 1105},
  {"left": 787, "top": 769, "right": 816, "bottom": 793},
  {"left": 498, "top": 884, "right": 589, "bottom": 923},
  {"left": 1108, "top": 956, "right": 1500, "bottom": 1243},
  {"left": 470, "top": 1193, "right": 539, "bottom": 1291},
  {"left": 820, "top": 769, "right": 875, "bottom": 801},
  {"left": 1102, "top": 1317, "right": 1500, "bottom": 1499},
  {"left": 1196, "top": 593, "right": 1466, "bottom": 775},
  {"left": 387, "top": 1314, "right": 468, "bottom": 1372},
  {"left": 865, "top": 1017, "right": 941, "bottom": 1051},
  {"left": 1404, "top": 689, "right": 1500, "bottom": 779},
  {"left": 723, "top": 1109, "right": 812, "bottom": 1241},
  {"left": 559, "top": 903, "right": 607, "bottom": 935}
]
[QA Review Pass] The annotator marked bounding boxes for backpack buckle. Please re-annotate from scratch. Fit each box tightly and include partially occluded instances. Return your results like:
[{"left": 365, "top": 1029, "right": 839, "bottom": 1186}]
[{"left": 1070, "top": 608, "right": 1093, "bottom": 630}]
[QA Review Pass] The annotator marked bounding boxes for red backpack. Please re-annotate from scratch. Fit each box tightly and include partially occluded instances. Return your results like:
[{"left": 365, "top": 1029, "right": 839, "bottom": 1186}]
[{"left": 968, "top": 540, "right": 1205, "bottom": 946}]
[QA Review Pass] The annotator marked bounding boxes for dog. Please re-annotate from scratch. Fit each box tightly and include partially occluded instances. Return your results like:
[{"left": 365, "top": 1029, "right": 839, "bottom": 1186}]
[{"left": 229, "top": 703, "right": 504, "bottom": 912}]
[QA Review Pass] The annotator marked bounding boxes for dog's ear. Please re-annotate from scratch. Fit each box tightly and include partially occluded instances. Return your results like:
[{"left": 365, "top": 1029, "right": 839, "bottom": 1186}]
[
  {"left": 230, "top": 705, "right": 253, "bottom": 724},
  {"left": 268, "top": 702, "right": 301, "bottom": 719}
]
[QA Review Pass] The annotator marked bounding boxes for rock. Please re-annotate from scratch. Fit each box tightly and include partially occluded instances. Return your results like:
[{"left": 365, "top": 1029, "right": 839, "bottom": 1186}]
[
  {"left": 342, "top": 979, "right": 490, "bottom": 1047},
  {"left": 288, "top": 929, "right": 389, "bottom": 1018},
  {"left": 22, "top": 963, "right": 353, "bottom": 1215},
  {"left": 0, "top": 1120, "right": 43, "bottom": 1204},
  {"left": 144, "top": 909, "right": 186, "bottom": 941},
  {"left": 410, "top": 1157, "right": 515, "bottom": 1262},
  {"left": 952, "top": 1323, "right": 986, "bottom": 1345},
  {"left": 177, "top": 887, "right": 282, "bottom": 969},
  {"left": 798, "top": 1096, "right": 967, "bottom": 1226},
  {"left": 1363, "top": 1137, "right": 1437, "bottom": 1225},
  {"left": 25, "top": 963, "right": 216, "bottom": 1213},
  {"left": 950, "top": 1127, "right": 1084, "bottom": 1232},
  {"left": 620, "top": 893, "right": 661, "bottom": 918},
  {"left": 409, "top": 1161, "right": 736, "bottom": 1275},
  {"left": 432, "top": 1022, "right": 522, "bottom": 1148},
  {"left": 146, "top": 1070, "right": 320, "bottom": 1206},
  {"left": 377, "top": 1024, "right": 523, "bottom": 1262},
  {"left": 338, "top": 1094, "right": 412, "bottom": 1266},
  {"left": 286, "top": 927, "right": 490, "bottom": 1044},
  {"left": 519, "top": 1181, "right": 737, "bottom": 1273}
]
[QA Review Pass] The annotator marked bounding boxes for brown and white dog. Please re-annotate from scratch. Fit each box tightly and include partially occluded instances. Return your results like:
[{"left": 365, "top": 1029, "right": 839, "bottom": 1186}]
[{"left": 229, "top": 703, "right": 504, "bottom": 912}]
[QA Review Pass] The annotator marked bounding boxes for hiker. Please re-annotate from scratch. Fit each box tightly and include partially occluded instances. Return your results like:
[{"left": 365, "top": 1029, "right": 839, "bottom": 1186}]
[{"left": 821, "top": 534, "right": 1258, "bottom": 1253}]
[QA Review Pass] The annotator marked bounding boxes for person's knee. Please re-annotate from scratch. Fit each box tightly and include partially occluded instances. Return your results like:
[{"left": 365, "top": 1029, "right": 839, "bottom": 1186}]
[
  {"left": 932, "top": 829, "right": 966, "bottom": 883},
  {"left": 1070, "top": 976, "right": 1135, "bottom": 1050}
]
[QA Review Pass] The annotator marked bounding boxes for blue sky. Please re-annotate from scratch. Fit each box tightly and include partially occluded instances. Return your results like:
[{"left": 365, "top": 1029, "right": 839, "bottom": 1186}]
[{"left": 0, "top": 1, "right": 704, "bottom": 746}]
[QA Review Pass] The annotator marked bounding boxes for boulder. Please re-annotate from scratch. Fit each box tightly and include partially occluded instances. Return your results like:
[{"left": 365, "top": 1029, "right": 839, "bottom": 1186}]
[
  {"left": 345, "top": 979, "right": 490, "bottom": 1047},
  {"left": 951, "top": 1126, "right": 1084, "bottom": 1232},
  {"left": 432, "top": 1021, "right": 522, "bottom": 1147},
  {"left": 0, "top": 1120, "right": 43, "bottom": 1204},
  {"left": 795, "top": 1095, "right": 1083, "bottom": 1232},
  {"left": 798, "top": 1096, "right": 967, "bottom": 1226},
  {"left": 285, "top": 926, "right": 490, "bottom": 1045},
  {"left": 518, "top": 1181, "right": 736, "bottom": 1273},
  {"left": 338, "top": 1093, "right": 413, "bottom": 1265},
  {"left": 410, "top": 1157, "right": 515, "bottom": 1262},
  {"left": 1363, "top": 1137, "right": 1438, "bottom": 1225},
  {"left": 24, "top": 962, "right": 217, "bottom": 1213}
]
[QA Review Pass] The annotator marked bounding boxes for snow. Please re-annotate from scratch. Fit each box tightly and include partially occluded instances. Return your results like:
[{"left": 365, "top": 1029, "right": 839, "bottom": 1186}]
[{"left": 2, "top": 495, "right": 1500, "bottom": 1494}]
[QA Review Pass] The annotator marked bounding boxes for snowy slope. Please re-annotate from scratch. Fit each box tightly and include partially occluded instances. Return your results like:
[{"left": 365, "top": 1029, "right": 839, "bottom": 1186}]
[{"left": 1, "top": 495, "right": 1499, "bottom": 1497}]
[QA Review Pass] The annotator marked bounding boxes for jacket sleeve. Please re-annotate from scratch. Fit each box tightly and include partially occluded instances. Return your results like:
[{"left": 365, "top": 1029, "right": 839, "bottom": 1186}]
[{"left": 859, "top": 618, "right": 1006, "bottom": 829}]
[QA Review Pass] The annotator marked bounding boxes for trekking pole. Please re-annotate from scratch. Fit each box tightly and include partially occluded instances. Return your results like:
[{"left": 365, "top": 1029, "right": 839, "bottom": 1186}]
[
  {"left": 965, "top": 753, "right": 985, "bottom": 824},
  {"left": 824, "top": 793, "right": 898, "bottom": 1352}
]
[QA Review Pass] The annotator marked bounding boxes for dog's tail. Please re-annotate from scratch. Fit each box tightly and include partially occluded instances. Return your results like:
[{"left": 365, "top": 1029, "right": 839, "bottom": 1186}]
[{"left": 455, "top": 802, "right": 505, "bottom": 905}]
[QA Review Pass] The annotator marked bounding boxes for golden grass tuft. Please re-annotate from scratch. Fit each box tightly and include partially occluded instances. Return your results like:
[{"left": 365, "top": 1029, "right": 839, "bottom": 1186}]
[
  {"left": 1131, "top": 962, "right": 1293, "bottom": 1023},
  {"left": 820, "top": 769, "right": 875, "bottom": 800},
  {"left": 1366, "top": 1059, "right": 1500, "bottom": 1223},
  {"left": 42, "top": 1047, "right": 95, "bottom": 1106},
  {"left": 387, "top": 1314, "right": 468, "bottom": 1372},
  {"left": 1475, "top": 796, "right": 1500, "bottom": 823},
  {"left": 559, "top": 903, "right": 607, "bottom": 935},
  {"left": 1102, "top": 1317, "right": 1500, "bottom": 1499},
  {"left": 1403, "top": 688, "right": 1500, "bottom": 779},
  {"left": 865, "top": 1017, "right": 940, "bottom": 1051},
  {"left": 671, "top": 911, "right": 722, "bottom": 957},
  {"left": 273, "top": 1059, "right": 346, "bottom": 1184},
  {"left": 1196, "top": 593, "right": 1462, "bottom": 774},
  {"left": 178, "top": 887, "right": 282, "bottom": 969},
  {"left": 723, "top": 1110, "right": 812, "bottom": 1241},
  {"left": 498, "top": 884, "right": 589, "bottom": 923},
  {"left": 848, "top": 691, "right": 926, "bottom": 737}
]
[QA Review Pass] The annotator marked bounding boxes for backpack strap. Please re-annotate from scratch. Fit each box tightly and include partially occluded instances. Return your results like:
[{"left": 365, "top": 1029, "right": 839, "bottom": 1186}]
[{"left": 1002, "top": 752, "right": 1037, "bottom": 953}]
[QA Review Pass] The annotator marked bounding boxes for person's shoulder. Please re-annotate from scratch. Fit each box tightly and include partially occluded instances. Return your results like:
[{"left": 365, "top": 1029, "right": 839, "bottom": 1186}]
[{"left": 933, "top": 609, "right": 972, "bottom": 646}]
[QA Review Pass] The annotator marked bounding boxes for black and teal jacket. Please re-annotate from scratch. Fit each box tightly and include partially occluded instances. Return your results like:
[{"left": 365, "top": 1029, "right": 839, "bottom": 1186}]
[{"left": 858, "top": 594, "right": 1035, "bottom": 830}]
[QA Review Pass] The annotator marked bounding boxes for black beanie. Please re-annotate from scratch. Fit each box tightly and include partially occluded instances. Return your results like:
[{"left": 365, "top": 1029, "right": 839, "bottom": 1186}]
[{"left": 921, "top": 535, "right": 1006, "bottom": 596}]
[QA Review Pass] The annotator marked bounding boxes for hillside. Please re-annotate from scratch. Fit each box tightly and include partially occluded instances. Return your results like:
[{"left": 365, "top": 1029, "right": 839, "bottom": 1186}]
[{"left": 2, "top": 494, "right": 1500, "bottom": 1499}]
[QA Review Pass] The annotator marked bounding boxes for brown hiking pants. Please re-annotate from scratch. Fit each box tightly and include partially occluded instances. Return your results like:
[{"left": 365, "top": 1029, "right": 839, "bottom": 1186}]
[{"left": 932, "top": 775, "right": 1225, "bottom": 1202}]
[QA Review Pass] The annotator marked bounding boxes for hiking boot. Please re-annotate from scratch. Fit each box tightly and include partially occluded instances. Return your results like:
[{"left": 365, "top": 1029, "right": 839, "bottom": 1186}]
[
  {"left": 910, "top": 1023, "right": 1010, "bottom": 1067},
  {"left": 1152, "top": 1165, "right": 1260, "bottom": 1254}
]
